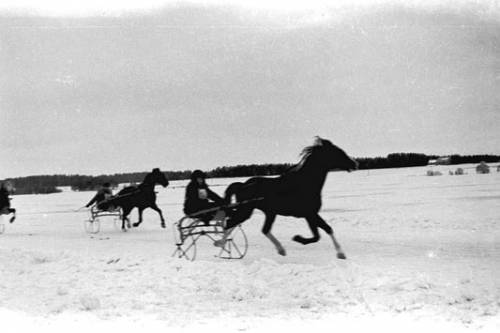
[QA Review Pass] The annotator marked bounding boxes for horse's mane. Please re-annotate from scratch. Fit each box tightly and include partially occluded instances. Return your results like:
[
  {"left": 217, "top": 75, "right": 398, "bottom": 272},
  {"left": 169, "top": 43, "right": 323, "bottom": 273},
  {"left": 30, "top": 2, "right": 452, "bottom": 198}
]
[
  {"left": 299, "top": 144, "right": 318, "bottom": 162},
  {"left": 138, "top": 173, "right": 155, "bottom": 189},
  {"left": 283, "top": 140, "right": 323, "bottom": 174}
]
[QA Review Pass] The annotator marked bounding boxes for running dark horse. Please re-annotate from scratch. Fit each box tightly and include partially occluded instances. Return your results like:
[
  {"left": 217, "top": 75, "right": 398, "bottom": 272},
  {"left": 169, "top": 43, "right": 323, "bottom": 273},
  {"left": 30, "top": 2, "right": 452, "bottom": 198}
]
[
  {"left": 0, "top": 182, "right": 16, "bottom": 223},
  {"left": 106, "top": 168, "right": 169, "bottom": 231},
  {"left": 215, "top": 137, "right": 358, "bottom": 259}
]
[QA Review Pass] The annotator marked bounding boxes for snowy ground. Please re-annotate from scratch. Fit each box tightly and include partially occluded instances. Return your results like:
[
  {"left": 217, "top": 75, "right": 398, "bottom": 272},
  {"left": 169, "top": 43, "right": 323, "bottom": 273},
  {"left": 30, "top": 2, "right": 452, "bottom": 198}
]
[{"left": 1, "top": 164, "right": 499, "bottom": 332}]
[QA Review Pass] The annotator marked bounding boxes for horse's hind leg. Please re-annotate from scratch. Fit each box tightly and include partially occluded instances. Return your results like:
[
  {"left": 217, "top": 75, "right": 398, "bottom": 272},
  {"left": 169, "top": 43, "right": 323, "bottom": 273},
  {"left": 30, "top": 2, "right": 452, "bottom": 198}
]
[
  {"left": 224, "top": 205, "right": 253, "bottom": 229},
  {"left": 9, "top": 208, "right": 16, "bottom": 223},
  {"left": 262, "top": 213, "right": 286, "bottom": 256},
  {"left": 121, "top": 207, "right": 133, "bottom": 231},
  {"left": 292, "top": 216, "right": 320, "bottom": 245},
  {"left": 214, "top": 206, "right": 253, "bottom": 248},
  {"left": 315, "top": 214, "right": 346, "bottom": 259}
]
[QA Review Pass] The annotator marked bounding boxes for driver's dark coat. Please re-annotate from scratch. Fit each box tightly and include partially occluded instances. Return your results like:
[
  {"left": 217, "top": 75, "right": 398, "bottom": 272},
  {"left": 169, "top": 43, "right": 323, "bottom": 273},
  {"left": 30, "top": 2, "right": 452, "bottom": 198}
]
[
  {"left": 86, "top": 188, "right": 113, "bottom": 208},
  {"left": 183, "top": 181, "right": 223, "bottom": 215}
]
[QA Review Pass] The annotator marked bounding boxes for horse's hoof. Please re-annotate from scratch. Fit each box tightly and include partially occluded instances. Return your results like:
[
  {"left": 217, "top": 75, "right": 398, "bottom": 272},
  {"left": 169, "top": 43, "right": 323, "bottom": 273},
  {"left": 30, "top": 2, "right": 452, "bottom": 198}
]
[
  {"left": 9, "top": 217, "right": 15, "bottom": 223},
  {"left": 213, "top": 240, "right": 224, "bottom": 248},
  {"left": 132, "top": 223, "right": 139, "bottom": 228},
  {"left": 161, "top": 222, "right": 166, "bottom": 228},
  {"left": 278, "top": 249, "right": 287, "bottom": 256},
  {"left": 337, "top": 253, "right": 346, "bottom": 260},
  {"left": 292, "top": 235, "right": 306, "bottom": 244},
  {"left": 122, "top": 228, "right": 127, "bottom": 232}
]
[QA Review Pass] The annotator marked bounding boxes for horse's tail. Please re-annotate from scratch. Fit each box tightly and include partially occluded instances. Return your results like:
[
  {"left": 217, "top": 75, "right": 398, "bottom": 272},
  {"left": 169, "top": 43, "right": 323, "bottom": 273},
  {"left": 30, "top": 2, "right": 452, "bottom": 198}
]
[{"left": 224, "top": 182, "right": 244, "bottom": 204}]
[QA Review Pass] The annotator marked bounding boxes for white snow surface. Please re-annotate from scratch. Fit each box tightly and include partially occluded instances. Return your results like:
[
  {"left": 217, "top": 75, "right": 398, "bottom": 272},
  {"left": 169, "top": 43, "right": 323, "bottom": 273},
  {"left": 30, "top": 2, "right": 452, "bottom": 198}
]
[{"left": 1, "top": 164, "right": 499, "bottom": 332}]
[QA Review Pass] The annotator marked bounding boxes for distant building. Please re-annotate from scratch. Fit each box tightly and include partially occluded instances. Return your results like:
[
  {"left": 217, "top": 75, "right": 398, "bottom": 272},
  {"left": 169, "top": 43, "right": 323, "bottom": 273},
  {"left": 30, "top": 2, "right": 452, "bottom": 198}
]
[
  {"left": 428, "top": 156, "right": 451, "bottom": 165},
  {"left": 476, "top": 161, "right": 490, "bottom": 174}
]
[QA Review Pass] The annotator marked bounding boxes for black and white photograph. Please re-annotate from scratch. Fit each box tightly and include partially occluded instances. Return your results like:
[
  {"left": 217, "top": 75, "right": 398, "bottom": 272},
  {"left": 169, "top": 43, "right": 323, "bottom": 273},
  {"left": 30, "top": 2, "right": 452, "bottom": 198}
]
[{"left": 1, "top": 0, "right": 499, "bottom": 332}]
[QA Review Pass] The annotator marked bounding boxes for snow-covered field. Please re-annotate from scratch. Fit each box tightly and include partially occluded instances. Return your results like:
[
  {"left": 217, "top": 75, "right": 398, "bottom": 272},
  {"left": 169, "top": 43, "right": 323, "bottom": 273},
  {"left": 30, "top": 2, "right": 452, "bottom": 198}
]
[{"left": 1, "top": 164, "right": 499, "bottom": 332}]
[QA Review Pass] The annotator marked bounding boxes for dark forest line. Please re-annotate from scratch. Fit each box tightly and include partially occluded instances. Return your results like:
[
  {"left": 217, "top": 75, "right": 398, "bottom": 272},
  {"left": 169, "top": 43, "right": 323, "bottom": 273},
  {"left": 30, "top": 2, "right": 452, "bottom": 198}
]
[{"left": 4, "top": 153, "right": 500, "bottom": 195}]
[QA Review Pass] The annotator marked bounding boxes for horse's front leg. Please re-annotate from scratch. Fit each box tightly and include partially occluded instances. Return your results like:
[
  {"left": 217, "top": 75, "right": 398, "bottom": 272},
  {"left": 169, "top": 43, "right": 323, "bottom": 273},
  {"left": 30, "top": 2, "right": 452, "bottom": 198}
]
[
  {"left": 292, "top": 215, "right": 320, "bottom": 245},
  {"left": 315, "top": 214, "right": 346, "bottom": 259},
  {"left": 149, "top": 204, "right": 165, "bottom": 228},
  {"left": 262, "top": 213, "right": 286, "bottom": 256},
  {"left": 132, "top": 208, "right": 144, "bottom": 228}
]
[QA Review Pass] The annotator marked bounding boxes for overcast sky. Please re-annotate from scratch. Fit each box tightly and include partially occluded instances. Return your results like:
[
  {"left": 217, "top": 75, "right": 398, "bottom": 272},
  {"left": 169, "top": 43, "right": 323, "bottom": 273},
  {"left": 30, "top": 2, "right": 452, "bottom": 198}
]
[{"left": 1, "top": 0, "right": 499, "bottom": 177}]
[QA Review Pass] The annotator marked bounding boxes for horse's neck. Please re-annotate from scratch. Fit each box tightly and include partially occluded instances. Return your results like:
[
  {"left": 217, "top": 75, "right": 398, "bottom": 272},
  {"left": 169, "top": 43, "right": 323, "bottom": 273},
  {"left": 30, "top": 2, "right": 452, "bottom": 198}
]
[
  {"left": 303, "top": 164, "right": 328, "bottom": 191},
  {"left": 138, "top": 178, "right": 155, "bottom": 191},
  {"left": 286, "top": 158, "right": 328, "bottom": 192}
]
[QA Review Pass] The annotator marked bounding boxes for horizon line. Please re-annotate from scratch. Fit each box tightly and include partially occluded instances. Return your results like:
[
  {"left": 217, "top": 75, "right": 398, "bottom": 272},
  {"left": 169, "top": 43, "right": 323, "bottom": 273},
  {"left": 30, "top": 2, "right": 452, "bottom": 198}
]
[{"left": 3, "top": 152, "right": 500, "bottom": 180}]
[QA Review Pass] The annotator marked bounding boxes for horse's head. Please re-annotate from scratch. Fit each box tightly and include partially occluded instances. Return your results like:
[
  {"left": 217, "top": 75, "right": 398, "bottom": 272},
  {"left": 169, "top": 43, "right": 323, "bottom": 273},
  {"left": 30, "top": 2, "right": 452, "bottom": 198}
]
[
  {"left": 151, "top": 168, "right": 169, "bottom": 187},
  {"left": 301, "top": 137, "right": 358, "bottom": 172}
]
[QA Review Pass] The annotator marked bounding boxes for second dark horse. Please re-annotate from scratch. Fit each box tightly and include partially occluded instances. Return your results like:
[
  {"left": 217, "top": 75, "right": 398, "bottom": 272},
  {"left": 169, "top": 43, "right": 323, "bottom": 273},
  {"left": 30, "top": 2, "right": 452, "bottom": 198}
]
[
  {"left": 107, "top": 168, "right": 169, "bottom": 231},
  {"left": 215, "top": 137, "right": 357, "bottom": 259}
]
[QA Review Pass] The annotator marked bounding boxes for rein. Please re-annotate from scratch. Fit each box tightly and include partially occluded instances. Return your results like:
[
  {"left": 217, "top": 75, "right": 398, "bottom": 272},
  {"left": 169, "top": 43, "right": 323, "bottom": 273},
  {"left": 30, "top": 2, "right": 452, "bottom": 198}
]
[
  {"left": 108, "top": 188, "right": 142, "bottom": 201},
  {"left": 187, "top": 197, "right": 264, "bottom": 218}
]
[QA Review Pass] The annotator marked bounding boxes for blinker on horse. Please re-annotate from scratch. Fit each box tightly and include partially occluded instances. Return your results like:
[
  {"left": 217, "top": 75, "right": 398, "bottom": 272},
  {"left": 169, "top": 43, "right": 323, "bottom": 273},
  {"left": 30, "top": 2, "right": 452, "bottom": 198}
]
[
  {"left": 106, "top": 168, "right": 169, "bottom": 231},
  {"left": 215, "top": 137, "right": 358, "bottom": 259}
]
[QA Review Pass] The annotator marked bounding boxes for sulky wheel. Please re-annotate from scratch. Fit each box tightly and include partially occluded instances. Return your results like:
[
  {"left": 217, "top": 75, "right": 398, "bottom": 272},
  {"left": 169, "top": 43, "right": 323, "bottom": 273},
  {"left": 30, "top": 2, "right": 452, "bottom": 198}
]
[
  {"left": 217, "top": 225, "right": 248, "bottom": 259},
  {"left": 172, "top": 219, "right": 198, "bottom": 261},
  {"left": 173, "top": 234, "right": 198, "bottom": 261},
  {"left": 84, "top": 217, "right": 101, "bottom": 234}
]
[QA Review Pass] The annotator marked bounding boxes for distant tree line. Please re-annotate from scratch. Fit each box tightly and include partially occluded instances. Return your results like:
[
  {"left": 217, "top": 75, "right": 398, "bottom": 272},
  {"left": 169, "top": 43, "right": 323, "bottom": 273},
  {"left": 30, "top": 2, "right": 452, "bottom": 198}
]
[
  {"left": 207, "top": 164, "right": 293, "bottom": 178},
  {"left": 68, "top": 170, "right": 194, "bottom": 191},
  {"left": 3, "top": 153, "right": 499, "bottom": 195},
  {"left": 2, "top": 175, "right": 64, "bottom": 195},
  {"left": 448, "top": 154, "right": 500, "bottom": 165},
  {"left": 356, "top": 153, "right": 433, "bottom": 170},
  {"left": 4, "top": 171, "right": 193, "bottom": 195}
]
